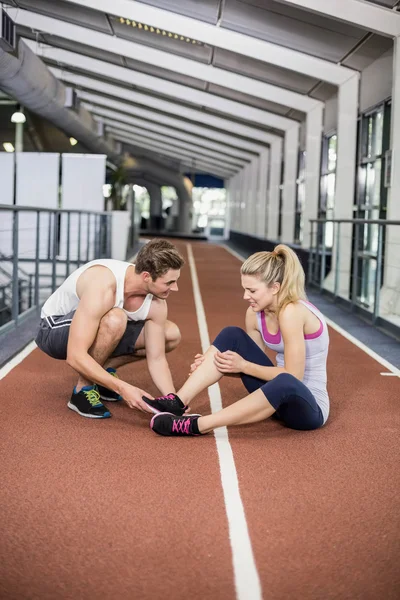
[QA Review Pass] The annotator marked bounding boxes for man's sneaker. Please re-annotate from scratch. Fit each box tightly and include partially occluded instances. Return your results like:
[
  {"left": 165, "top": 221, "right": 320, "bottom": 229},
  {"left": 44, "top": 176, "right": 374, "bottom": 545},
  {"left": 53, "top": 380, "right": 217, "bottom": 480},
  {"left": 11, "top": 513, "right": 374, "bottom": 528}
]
[
  {"left": 150, "top": 412, "right": 202, "bottom": 436},
  {"left": 98, "top": 368, "right": 122, "bottom": 402},
  {"left": 67, "top": 385, "right": 111, "bottom": 419},
  {"left": 142, "top": 393, "right": 188, "bottom": 416}
]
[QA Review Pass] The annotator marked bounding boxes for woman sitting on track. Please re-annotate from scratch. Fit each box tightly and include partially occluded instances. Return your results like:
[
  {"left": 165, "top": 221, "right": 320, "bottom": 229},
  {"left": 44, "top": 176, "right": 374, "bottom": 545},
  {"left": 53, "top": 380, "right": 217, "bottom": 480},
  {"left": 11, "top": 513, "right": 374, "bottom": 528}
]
[{"left": 143, "top": 244, "right": 330, "bottom": 437}]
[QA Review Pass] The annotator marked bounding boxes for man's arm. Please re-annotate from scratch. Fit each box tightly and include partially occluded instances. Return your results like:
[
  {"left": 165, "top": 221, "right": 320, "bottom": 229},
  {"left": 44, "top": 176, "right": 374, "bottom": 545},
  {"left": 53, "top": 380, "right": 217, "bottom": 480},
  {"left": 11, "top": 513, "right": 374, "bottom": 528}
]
[
  {"left": 67, "top": 268, "right": 152, "bottom": 412},
  {"left": 144, "top": 300, "right": 175, "bottom": 395}
]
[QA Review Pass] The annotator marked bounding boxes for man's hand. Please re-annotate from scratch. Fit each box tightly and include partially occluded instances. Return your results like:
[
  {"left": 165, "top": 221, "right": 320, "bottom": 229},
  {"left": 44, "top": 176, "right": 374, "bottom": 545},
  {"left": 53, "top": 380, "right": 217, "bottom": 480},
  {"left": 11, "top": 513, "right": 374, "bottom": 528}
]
[
  {"left": 119, "top": 382, "right": 154, "bottom": 413},
  {"left": 214, "top": 350, "right": 246, "bottom": 374},
  {"left": 189, "top": 353, "right": 204, "bottom": 375}
]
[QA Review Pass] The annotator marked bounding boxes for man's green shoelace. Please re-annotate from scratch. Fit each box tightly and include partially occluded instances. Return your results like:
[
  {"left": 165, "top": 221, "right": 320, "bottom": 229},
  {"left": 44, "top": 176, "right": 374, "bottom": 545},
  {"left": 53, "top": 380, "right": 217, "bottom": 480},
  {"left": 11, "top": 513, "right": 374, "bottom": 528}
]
[{"left": 83, "top": 388, "right": 102, "bottom": 407}]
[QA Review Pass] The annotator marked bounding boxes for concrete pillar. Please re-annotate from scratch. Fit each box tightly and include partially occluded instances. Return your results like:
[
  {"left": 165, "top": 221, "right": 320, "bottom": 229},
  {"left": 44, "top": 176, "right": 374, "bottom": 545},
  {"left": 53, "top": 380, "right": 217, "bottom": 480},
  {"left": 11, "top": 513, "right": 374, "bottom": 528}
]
[
  {"left": 267, "top": 138, "right": 283, "bottom": 241},
  {"left": 380, "top": 36, "right": 400, "bottom": 318},
  {"left": 324, "top": 73, "right": 359, "bottom": 297},
  {"left": 303, "top": 104, "right": 324, "bottom": 248},
  {"left": 146, "top": 181, "right": 163, "bottom": 230},
  {"left": 175, "top": 181, "right": 192, "bottom": 234},
  {"left": 281, "top": 124, "right": 300, "bottom": 244},
  {"left": 248, "top": 158, "right": 259, "bottom": 235},
  {"left": 256, "top": 149, "right": 270, "bottom": 239}
]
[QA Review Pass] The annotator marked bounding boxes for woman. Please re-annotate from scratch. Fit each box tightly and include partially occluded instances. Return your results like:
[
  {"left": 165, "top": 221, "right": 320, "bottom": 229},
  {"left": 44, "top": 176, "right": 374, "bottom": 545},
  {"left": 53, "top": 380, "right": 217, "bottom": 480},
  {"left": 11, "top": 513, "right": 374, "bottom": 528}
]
[{"left": 143, "top": 244, "right": 330, "bottom": 436}]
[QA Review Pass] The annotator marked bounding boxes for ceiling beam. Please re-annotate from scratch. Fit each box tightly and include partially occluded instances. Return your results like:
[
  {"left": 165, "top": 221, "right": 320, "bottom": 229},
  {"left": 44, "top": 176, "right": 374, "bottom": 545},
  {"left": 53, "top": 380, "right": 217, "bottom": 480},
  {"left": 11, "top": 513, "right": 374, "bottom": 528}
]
[
  {"left": 276, "top": 0, "right": 400, "bottom": 37},
  {"left": 107, "top": 127, "right": 240, "bottom": 171},
  {"left": 84, "top": 104, "right": 255, "bottom": 160},
  {"left": 10, "top": 9, "right": 321, "bottom": 112},
  {"left": 23, "top": 39, "right": 294, "bottom": 131},
  {"left": 49, "top": 67, "right": 278, "bottom": 149},
  {"left": 61, "top": 0, "right": 355, "bottom": 84},
  {"left": 110, "top": 131, "right": 238, "bottom": 174},
  {"left": 104, "top": 125, "right": 247, "bottom": 167},
  {"left": 115, "top": 134, "right": 235, "bottom": 177}
]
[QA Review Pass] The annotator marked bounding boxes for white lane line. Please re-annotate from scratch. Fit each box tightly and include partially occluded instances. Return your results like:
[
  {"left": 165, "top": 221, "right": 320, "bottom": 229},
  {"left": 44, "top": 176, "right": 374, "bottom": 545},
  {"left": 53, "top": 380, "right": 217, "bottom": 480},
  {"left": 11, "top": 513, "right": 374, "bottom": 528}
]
[
  {"left": 0, "top": 341, "right": 37, "bottom": 381},
  {"left": 221, "top": 243, "right": 400, "bottom": 377},
  {"left": 187, "top": 243, "right": 262, "bottom": 600}
]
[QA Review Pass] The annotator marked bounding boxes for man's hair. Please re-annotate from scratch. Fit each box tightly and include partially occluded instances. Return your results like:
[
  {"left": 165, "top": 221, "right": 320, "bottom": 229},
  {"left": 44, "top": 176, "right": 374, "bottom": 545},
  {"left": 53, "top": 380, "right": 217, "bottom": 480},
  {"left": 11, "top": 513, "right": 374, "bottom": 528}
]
[{"left": 135, "top": 239, "right": 185, "bottom": 280}]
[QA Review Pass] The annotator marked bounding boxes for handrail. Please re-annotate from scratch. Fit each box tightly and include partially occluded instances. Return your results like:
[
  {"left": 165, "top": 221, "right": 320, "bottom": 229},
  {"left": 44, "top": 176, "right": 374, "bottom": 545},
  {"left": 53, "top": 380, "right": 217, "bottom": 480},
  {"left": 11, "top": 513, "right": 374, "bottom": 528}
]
[
  {"left": 310, "top": 218, "right": 400, "bottom": 225},
  {"left": 0, "top": 204, "right": 112, "bottom": 215}
]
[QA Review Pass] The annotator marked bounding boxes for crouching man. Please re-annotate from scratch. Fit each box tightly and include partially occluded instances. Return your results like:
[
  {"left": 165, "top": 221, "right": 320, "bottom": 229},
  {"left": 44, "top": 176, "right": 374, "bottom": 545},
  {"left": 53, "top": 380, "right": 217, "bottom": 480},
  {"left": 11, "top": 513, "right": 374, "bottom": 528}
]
[{"left": 35, "top": 239, "right": 184, "bottom": 419}]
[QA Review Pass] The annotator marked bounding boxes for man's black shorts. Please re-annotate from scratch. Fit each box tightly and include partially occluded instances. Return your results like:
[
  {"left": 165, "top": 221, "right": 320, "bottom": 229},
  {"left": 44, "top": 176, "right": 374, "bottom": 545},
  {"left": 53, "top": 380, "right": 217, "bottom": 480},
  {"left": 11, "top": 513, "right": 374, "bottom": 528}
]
[{"left": 35, "top": 311, "right": 145, "bottom": 360}]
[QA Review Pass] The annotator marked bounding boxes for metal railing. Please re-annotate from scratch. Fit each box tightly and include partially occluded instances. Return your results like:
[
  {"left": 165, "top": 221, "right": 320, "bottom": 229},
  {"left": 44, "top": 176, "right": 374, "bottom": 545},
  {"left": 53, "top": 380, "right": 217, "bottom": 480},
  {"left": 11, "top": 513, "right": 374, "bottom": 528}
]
[
  {"left": 309, "top": 218, "right": 400, "bottom": 324},
  {"left": 0, "top": 204, "right": 112, "bottom": 336}
]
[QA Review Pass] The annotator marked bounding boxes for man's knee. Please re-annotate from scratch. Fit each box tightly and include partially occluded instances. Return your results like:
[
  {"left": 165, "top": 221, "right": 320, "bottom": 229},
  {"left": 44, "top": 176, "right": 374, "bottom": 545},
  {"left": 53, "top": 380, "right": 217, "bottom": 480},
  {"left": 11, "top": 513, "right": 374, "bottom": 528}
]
[
  {"left": 213, "top": 326, "right": 245, "bottom": 351},
  {"left": 166, "top": 321, "right": 181, "bottom": 350},
  {"left": 100, "top": 308, "right": 127, "bottom": 337}
]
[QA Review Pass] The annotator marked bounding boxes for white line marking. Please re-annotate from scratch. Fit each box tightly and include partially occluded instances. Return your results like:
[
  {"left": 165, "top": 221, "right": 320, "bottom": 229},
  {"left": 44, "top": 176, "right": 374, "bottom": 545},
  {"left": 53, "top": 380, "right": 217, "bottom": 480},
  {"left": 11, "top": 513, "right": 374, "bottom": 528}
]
[
  {"left": 187, "top": 243, "right": 262, "bottom": 600},
  {"left": 323, "top": 317, "right": 400, "bottom": 376},
  {"left": 221, "top": 244, "right": 400, "bottom": 376},
  {"left": 380, "top": 372, "right": 400, "bottom": 377},
  {"left": 0, "top": 341, "right": 37, "bottom": 381}
]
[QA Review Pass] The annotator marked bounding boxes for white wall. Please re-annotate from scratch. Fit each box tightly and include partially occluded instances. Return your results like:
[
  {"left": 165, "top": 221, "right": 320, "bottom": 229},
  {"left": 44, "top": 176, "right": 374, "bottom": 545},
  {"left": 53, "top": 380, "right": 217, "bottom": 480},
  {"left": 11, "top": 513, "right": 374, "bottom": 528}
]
[
  {"left": 324, "top": 94, "right": 338, "bottom": 134},
  {"left": 359, "top": 49, "right": 393, "bottom": 113}
]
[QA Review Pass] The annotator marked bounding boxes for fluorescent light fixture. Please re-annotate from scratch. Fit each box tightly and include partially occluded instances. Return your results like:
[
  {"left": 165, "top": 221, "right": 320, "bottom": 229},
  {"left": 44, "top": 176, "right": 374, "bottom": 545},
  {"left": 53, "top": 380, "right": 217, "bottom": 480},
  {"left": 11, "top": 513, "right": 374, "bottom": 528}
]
[
  {"left": 69, "top": 137, "right": 78, "bottom": 146},
  {"left": 3, "top": 142, "right": 14, "bottom": 152},
  {"left": 11, "top": 110, "right": 26, "bottom": 124}
]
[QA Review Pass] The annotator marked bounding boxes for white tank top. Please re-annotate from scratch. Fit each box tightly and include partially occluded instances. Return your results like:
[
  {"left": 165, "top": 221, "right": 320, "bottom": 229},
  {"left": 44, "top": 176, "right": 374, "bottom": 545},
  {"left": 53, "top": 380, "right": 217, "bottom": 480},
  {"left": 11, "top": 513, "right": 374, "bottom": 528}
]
[
  {"left": 41, "top": 259, "right": 153, "bottom": 322},
  {"left": 256, "top": 300, "right": 330, "bottom": 424}
]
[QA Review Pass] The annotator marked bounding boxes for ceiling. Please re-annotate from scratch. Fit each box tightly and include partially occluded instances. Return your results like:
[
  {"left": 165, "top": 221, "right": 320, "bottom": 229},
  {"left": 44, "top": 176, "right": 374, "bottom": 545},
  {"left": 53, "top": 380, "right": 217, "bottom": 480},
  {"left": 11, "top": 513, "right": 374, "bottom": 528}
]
[{"left": 0, "top": 0, "right": 396, "bottom": 178}]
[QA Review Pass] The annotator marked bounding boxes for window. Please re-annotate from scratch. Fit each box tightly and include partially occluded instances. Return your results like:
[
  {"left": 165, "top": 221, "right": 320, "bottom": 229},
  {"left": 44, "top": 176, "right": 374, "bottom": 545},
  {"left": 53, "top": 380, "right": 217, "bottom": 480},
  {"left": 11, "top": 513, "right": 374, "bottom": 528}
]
[
  {"left": 277, "top": 160, "right": 284, "bottom": 240},
  {"left": 294, "top": 150, "right": 306, "bottom": 244},
  {"left": 353, "top": 102, "right": 391, "bottom": 309},
  {"left": 319, "top": 133, "right": 337, "bottom": 249}
]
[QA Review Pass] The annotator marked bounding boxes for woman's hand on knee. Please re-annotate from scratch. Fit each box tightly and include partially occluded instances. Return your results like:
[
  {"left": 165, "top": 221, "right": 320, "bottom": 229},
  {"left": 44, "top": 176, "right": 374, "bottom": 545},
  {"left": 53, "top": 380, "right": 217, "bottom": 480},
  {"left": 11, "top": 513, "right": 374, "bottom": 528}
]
[{"left": 214, "top": 350, "right": 246, "bottom": 374}]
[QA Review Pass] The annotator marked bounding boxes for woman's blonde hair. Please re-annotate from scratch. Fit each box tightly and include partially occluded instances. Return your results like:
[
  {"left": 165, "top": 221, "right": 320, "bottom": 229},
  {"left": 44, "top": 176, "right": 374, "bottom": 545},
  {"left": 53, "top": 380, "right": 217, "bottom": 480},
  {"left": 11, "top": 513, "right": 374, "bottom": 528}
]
[{"left": 241, "top": 244, "right": 306, "bottom": 313}]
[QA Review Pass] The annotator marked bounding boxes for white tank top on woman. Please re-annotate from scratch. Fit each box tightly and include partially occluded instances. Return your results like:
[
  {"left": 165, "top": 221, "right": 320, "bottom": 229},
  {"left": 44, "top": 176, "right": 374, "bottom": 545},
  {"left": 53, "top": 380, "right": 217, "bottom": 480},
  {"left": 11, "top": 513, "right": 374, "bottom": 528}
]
[
  {"left": 41, "top": 259, "right": 153, "bottom": 322},
  {"left": 256, "top": 299, "right": 330, "bottom": 424}
]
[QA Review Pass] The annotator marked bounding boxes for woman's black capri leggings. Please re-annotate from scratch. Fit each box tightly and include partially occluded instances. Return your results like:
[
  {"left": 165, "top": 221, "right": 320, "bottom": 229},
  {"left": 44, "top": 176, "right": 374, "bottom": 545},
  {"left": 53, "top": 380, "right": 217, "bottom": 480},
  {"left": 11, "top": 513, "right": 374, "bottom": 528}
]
[{"left": 213, "top": 326, "right": 324, "bottom": 431}]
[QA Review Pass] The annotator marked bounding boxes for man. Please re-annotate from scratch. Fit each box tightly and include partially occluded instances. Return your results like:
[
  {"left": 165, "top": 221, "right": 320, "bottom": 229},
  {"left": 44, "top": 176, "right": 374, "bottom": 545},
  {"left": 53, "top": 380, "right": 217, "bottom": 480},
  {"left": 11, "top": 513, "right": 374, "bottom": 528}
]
[{"left": 35, "top": 239, "right": 184, "bottom": 419}]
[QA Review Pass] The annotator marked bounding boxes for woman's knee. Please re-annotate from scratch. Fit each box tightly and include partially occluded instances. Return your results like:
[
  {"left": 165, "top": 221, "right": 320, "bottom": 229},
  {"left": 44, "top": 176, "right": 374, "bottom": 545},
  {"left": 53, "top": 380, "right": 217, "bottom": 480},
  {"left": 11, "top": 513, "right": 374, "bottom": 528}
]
[
  {"left": 212, "top": 326, "right": 246, "bottom": 351},
  {"left": 260, "top": 373, "right": 299, "bottom": 402}
]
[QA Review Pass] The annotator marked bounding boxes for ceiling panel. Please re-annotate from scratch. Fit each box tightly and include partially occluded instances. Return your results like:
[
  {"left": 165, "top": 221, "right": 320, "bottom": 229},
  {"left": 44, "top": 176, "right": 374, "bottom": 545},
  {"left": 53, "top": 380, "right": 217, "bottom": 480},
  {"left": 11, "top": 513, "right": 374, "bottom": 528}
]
[
  {"left": 124, "top": 57, "right": 207, "bottom": 90},
  {"left": 364, "top": 0, "right": 398, "bottom": 6},
  {"left": 222, "top": 0, "right": 365, "bottom": 62},
  {"left": 212, "top": 48, "right": 319, "bottom": 94},
  {"left": 308, "top": 81, "right": 337, "bottom": 101},
  {"left": 111, "top": 17, "right": 213, "bottom": 63},
  {"left": 207, "top": 83, "right": 302, "bottom": 117},
  {"left": 16, "top": 0, "right": 113, "bottom": 33},
  {"left": 15, "top": 29, "right": 126, "bottom": 66},
  {"left": 136, "top": 0, "right": 221, "bottom": 24},
  {"left": 342, "top": 34, "right": 393, "bottom": 70}
]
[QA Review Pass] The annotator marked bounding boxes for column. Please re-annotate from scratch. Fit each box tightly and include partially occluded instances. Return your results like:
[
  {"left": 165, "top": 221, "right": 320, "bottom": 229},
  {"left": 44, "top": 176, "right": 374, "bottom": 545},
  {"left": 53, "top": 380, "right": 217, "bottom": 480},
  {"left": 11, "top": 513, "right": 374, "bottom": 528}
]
[
  {"left": 324, "top": 73, "right": 359, "bottom": 297},
  {"left": 281, "top": 124, "right": 299, "bottom": 244},
  {"left": 303, "top": 104, "right": 323, "bottom": 249}
]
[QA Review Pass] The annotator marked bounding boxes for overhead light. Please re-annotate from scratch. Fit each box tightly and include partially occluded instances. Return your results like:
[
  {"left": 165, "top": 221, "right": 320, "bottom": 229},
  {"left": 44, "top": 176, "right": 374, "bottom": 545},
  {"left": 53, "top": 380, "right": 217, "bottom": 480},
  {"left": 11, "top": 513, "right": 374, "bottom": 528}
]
[
  {"left": 3, "top": 142, "right": 14, "bottom": 152},
  {"left": 69, "top": 137, "right": 78, "bottom": 146},
  {"left": 11, "top": 110, "right": 26, "bottom": 124},
  {"left": 116, "top": 16, "right": 203, "bottom": 45}
]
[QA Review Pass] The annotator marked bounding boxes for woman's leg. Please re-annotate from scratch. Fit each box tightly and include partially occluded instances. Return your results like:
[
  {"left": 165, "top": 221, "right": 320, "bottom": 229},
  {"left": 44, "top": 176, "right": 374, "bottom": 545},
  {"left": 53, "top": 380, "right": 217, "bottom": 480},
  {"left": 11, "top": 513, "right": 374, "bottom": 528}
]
[
  {"left": 197, "top": 373, "right": 323, "bottom": 433},
  {"left": 178, "top": 326, "right": 273, "bottom": 405},
  {"left": 150, "top": 373, "right": 324, "bottom": 436},
  {"left": 197, "top": 388, "right": 276, "bottom": 433}
]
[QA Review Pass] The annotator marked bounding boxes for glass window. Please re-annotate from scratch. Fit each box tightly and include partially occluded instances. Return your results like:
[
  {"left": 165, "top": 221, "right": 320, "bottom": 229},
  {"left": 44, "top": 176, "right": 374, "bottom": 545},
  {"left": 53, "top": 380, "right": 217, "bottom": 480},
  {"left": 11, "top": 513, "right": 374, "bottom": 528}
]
[
  {"left": 353, "top": 102, "right": 390, "bottom": 310},
  {"left": 294, "top": 151, "right": 306, "bottom": 244},
  {"left": 319, "top": 133, "right": 337, "bottom": 251}
]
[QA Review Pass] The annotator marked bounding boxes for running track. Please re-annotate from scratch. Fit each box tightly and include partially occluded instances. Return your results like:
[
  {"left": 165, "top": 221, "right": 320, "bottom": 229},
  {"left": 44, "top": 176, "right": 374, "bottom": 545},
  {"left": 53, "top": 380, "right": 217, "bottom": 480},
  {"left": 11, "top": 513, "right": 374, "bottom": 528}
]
[{"left": 1, "top": 242, "right": 399, "bottom": 600}]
